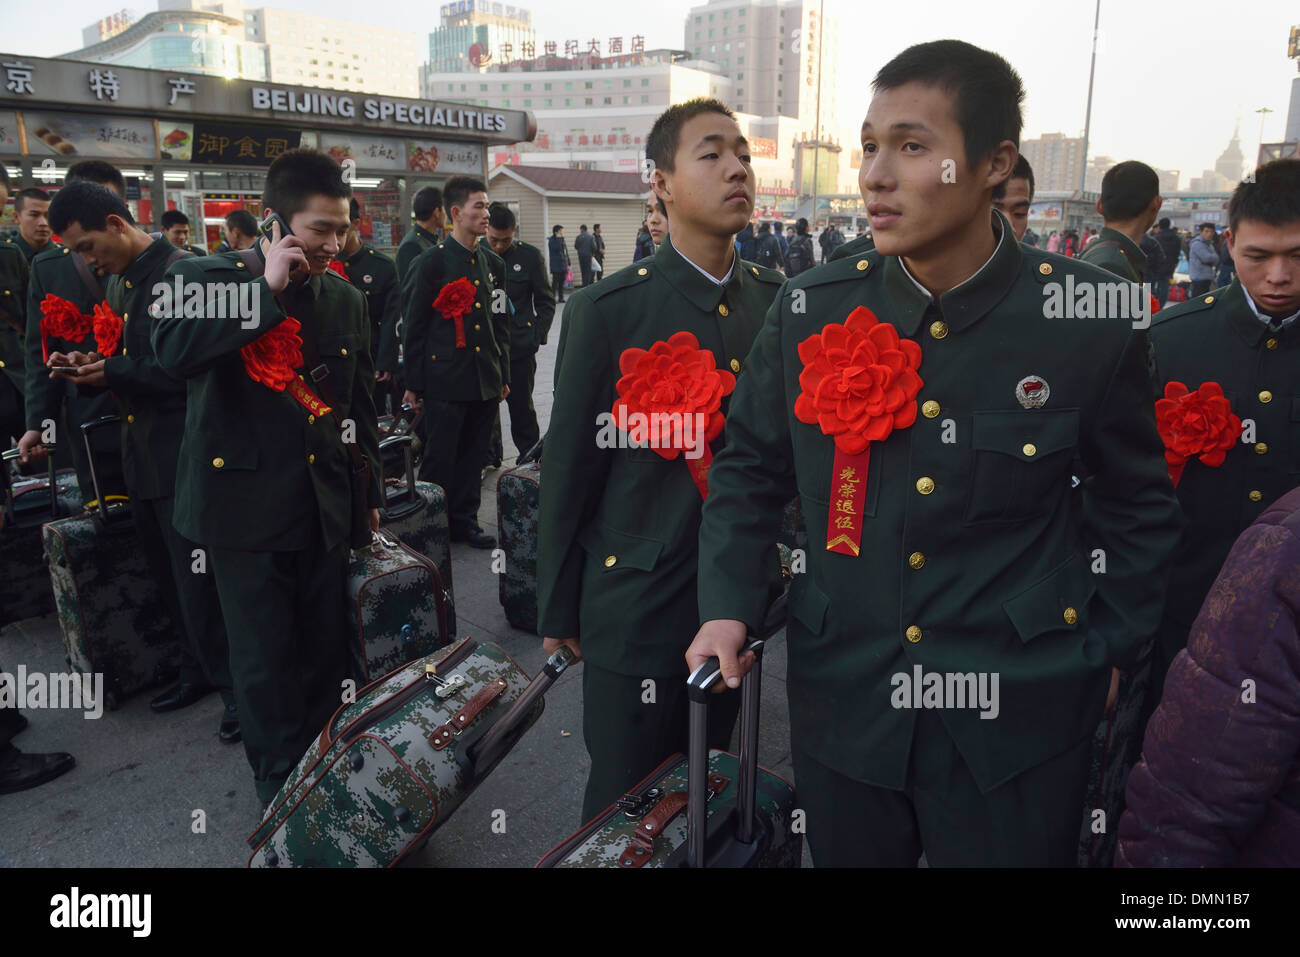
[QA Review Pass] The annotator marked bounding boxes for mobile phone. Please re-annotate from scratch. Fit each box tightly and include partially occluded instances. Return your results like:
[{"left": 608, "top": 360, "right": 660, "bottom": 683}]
[
  {"left": 260, "top": 212, "right": 308, "bottom": 277},
  {"left": 48, "top": 365, "right": 79, "bottom": 373}
]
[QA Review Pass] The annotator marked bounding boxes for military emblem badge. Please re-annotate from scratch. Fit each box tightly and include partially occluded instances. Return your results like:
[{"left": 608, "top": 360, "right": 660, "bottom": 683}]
[{"left": 1015, "top": 375, "right": 1049, "bottom": 409}]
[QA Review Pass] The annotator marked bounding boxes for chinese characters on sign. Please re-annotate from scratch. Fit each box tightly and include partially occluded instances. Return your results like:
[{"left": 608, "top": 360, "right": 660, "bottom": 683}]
[
  {"left": 3, "top": 61, "right": 34, "bottom": 96},
  {"left": 88, "top": 69, "right": 120, "bottom": 101},
  {"left": 191, "top": 122, "right": 301, "bottom": 166},
  {"left": 509, "top": 36, "right": 646, "bottom": 63},
  {"left": 168, "top": 76, "right": 197, "bottom": 106}
]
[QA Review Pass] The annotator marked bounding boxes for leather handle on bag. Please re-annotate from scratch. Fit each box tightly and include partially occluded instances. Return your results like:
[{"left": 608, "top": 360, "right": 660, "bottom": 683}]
[
  {"left": 617, "top": 774, "right": 728, "bottom": 869},
  {"left": 428, "top": 677, "right": 509, "bottom": 750}
]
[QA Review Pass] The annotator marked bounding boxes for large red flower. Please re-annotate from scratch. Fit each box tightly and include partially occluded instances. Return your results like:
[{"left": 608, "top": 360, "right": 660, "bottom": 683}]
[
  {"left": 240, "top": 317, "right": 304, "bottom": 392},
  {"left": 39, "top": 294, "right": 94, "bottom": 363},
  {"left": 92, "top": 301, "right": 123, "bottom": 357},
  {"left": 613, "top": 331, "right": 736, "bottom": 460},
  {"left": 433, "top": 277, "right": 477, "bottom": 348},
  {"left": 794, "top": 306, "right": 923, "bottom": 454},
  {"left": 1155, "top": 381, "right": 1241, "bottom": 476},
  {"left": 327, "top": 259, "right": 349, "bottom": 279}
]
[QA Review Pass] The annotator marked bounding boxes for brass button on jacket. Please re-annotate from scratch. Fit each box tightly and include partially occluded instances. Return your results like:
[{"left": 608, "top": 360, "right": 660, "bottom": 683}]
[
  {"left": 915, "top": 476, "right": 935, "bottom": 495},
  {"left": 905, "top": 626, "right": 922, "bottom": 643}
]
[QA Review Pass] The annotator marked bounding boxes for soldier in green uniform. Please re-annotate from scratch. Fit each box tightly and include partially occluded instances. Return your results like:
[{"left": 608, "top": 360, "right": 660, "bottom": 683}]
[
  {"left": 395, "top": 186, "right": 445, "bottom": 283},
  {"left": 0, "top": 168, "right": 29, "bottom": 450},
  {"left": 159, "top": 210, "right": 208, "bottom": 258},
  {"left": 47, "top": 180, "right": 240, "bottom": 741},
  {"left": 152, "top": 149, "right": 382, "bottom": 805},
  {"left": 400, "top": 176, "right": 507, "bottom": 549},
  {"left": 992, "top": 155, "right": 1035, "bottom": 243},
  {"left": 687, "top": 41, "right": 1183, "bottom": 866},
  {"left": 339, "top": 198, "right": 401, "bottom": 412},
  {"left": 16, "top": 163, "right": 125, "bottom": 502},
  {"left": 1143, "top": 158, "right": 1300, "bottom": 717},
  {"left": 538, "top": 99, "right": 786, "bottom": 820},
  {"left": 1079, "top": 161, "right": 1162, "bottom": 283},
  {"left": 481, "top": 202, "right": 554, "bottom": 459}
]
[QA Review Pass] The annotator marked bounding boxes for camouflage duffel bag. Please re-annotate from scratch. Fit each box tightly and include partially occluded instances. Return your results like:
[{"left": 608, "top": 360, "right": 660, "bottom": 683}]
[{"left": 247, "top": 637, "right": 573, "bottom": 868}]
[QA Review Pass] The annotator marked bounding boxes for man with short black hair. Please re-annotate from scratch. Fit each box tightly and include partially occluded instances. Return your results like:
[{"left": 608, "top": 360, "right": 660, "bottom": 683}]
[
  {"left": 1189, "top": 222, "right": 1220, "bottom": 297},
  {"left": 396, "top": 186, "right": 444, "bottom": 282},
  {"left": 1079, "top": 160, "right": 1162, "bottom": 282},
  {"left": 548, "top": 224, "right": 570, "bottom": 303},
  {"left": 152, "top": 147, "right": 382, "bottom": 805},
  {"left": 992, "top": 155, "right": 1036, "bottom": 243},
  {"left": 0, "top": 167, "right": 29, "bottom": 448},
  {"left": 1152, "top": 217, "right": 1181, "bottom": 306},
  {"left": 592, "top": 223, "right": 605, "bottom": 281},
  {"left": 338, "top": 197, "right": 401, "bottom": 408},
  {"left": 223, "top": 210, "right": 258, "bottom": 252},
  {"left": 13, "top": 188, "right": 52, "bottom": 260},
  {"left": 574, "top": 224, "right": 595, "bottom": 287},
  {"left": 159, "top": 209, "right": 206, "bottom": 257},
  {"left": 401, "top": 175, "right": 508, "bottom": 549}
]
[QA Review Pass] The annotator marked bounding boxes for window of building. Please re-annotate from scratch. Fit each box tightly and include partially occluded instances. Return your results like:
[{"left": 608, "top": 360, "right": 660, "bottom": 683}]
[
  {"left": 695, "top": 31, "right": 700, "bottom": 40},
  {"left": 502, "top": 83, "right": 509, "bottom": 90},
  {"left": 721, "top": 59, "right": 728, "bottom": 68},
  {"left": 460, "top": 83, "right": 467, "bottom": 91},
  {"left": 524, "top": 98, "right": 531, "bottom": 106},
  {"left": 723, "top": 9, "right": 729, "bottom": 16},
  {"left": 709, "top": 29, "right": 715, "bottom": 37},
  {"left": 545, "top": 98, "right": 553, "bottom": 106},
  {"left": 739, "top": 8, "right": 745, "bottom": 15},
  {"left": 502, "top": 99, "right": 509, "bottom": 106},
  {"left": 641, "top": 95, "right": 649, "bottom": 104},
  {"left": 603, "top": 97, "right": 611, "bottom": 104},
  {"left": 585, "top": 98, "right": 593, "bottom": 105},
  {"left": 565, "top": 97, "right": 572, "bottom": 106},
  {"left": 737, "top": 88, "right": 743, "bottom": 95},
  {"left": 623, "top": 96, "right": 630, "bottom": 104},
  {"left": 584, "top": 81, "right": 592, "bottom": 89},
  {"left": 544, "top": 82, "right": 552, "bottom": 90},
  {"left": 524, "top": 82, "right": 532, "bottom": 90},
  {"left": 565, "top": 81, "right": 573, "bottom": 89},
  {"left": 480, "top": 83, "right": 488, "bottom": 90},
  {"left": 723, "top": 27, "right": 728, "bottom": 35},
  {"left": 738, "top": 24, "right": 745, "bottom": 33},
  {"left": 641, "top": 78, "right": 649, "bottom": 86},
  {"left": 737, "top": 72, "right": 743, "bottom": 79}
]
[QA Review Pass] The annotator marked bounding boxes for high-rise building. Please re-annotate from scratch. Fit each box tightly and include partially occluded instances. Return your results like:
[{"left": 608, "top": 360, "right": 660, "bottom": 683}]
[
  {"left": 1020, "top": 132, "right": 1086, "bottom": 193},
  {"left": 1214, "top": 122, "right": 1244, "bottom": 182},
  {"left": 428, "top": 1, "right": 536, "bottom": 74}
]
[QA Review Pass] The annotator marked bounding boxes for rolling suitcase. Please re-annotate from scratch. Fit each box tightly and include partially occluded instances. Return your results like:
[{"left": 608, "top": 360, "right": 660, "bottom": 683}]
[
  {"left": 378, "top": 433, "right": 455, "bottom": 636},
  {"left": 2, "top": 447, "right": 79, "bottom": 625},
  {"left": 347, "top": 527, "right": 452, "bottom": 683},
  {"left": 537, "top": 596, "right": 800, "bottom": 868},
  {"left": 377, "top": 402, "right": 423, "bottom": 474},
  {"left": 41, "top": 416, "right": 181, "bottom": 709},
  {"left": 247, "top": 638, "right": 576, "bottom": 867},
  {"left": 496, "top": 455, "right": 541, "bottom": 633}
]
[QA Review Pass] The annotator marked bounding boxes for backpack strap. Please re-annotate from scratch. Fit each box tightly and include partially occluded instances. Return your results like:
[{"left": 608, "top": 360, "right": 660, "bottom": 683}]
[{"left": 69, "top": 250, "right": 105, "bottom": 302}]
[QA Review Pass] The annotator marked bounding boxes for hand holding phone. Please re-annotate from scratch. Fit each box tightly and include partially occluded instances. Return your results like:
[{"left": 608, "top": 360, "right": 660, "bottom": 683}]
[{"left": 261, "top": 214, "right": 310, "bottom": 294}]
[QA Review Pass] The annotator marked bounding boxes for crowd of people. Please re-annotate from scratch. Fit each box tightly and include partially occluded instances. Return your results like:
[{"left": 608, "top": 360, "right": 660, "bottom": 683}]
[{"left": 2, "top": 35, "right": 1298, "bottom": 869}]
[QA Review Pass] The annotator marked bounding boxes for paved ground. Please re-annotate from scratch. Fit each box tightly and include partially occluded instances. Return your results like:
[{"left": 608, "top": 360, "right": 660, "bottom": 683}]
[{"left": 0, "top": 300, "right": 805, "bottom": 868}]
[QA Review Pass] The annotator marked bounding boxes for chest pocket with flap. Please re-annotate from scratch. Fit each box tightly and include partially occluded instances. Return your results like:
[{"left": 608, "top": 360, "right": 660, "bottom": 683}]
[{"left": 964, "top": 408, "right": 1079, "bottom": 525}]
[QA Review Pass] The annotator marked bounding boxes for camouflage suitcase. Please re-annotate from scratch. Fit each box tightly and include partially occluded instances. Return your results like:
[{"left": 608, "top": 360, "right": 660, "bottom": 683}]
[
  {"left": 1, "top": 449, "right": 80, "bottom": 626},
  {"left": 1077, "top": 648, "right": 1155, "bottom": 867},
  {"left": 247, "top": 638, "right": 576, "bottom": 867},
  {"left": 496, "top": 458, "right": 540, "bottom": 633},
  {"left": 41, "top": 419, "right": 181, "bottom": 709},
  {"left": 348, "top": 528, "right": 452, "bottom": 684},
  {"left": 378, "top": 433, "right": 455, "bottom": 636},
  {"left": 537, "top": 600, "right": 800, "bottom": 869}
]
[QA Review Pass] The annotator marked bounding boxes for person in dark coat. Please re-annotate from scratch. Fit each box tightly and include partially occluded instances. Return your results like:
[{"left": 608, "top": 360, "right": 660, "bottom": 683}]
[
  {"left": 573, "top": 224, "right": 596, "bottom": 287},
  {"left": 736, "top": 221, "right": 756, "bottom": 261},
  {"left": 1117, "top": 484, "right": 1300, "bottom": 868},
  {"left": 548, "top": 225, "right": 571, "bottom": 302},
  {"left": 1152, "top": 217, "right": 1182, "bottom": 305}
]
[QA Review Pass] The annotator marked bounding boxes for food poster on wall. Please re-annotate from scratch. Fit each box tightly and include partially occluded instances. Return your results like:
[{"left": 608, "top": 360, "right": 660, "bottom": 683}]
[
  {"left": 22, "top": 111, "right": 157, "bottom": 159},
  {"left": 321, "top": 133, "right": 405, "bottom": 171},
  {"left": 0, "top": 111, "right": 21, "bottom": 153},
  {"left": 159, "top": 121, "right": 193, "bottom": 160},
  {"left": 407, "top": 140, "right": 483, "bottom": 175}
]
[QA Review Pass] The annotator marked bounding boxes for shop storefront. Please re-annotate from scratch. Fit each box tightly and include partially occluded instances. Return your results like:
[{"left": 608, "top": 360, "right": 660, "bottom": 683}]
[{"left": 0, "top": 53, "right": 535, "bottom": 254}]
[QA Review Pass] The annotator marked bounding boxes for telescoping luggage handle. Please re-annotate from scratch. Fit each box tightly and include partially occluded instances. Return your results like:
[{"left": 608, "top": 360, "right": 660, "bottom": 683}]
[
  {"left": 377, "top": 432, "right": 420, "bottom": 519},
  {"left": 80, "top": 415, "right": 131, "bottom": 531},
  {"left": 684, "top": 592, "right": 789, "bottom": 869},
  {"left": 464, "top": 644, "right": 576, "bottom": 779},
  {"left": 1, "top": 443, "right": 59, "bottom": 526}
]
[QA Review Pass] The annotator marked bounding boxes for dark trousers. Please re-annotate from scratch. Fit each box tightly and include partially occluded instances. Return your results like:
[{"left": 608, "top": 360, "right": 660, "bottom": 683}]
[
  {"left": 505, "top": 354, "right": 540, "bottom": 456},
  {"left": 792, "top": 707, "right": 1092, "bottom": 867},
  {"left": 68, "top": 388, "right": 126, "bottom": 503},
  {"left": 578, "top": 259, "right": 594, "bottom": 287},
  {"left": 0, "top": 376, "right": 24, "bottom": 449},
  {"left": 1190, "top": 279, "right": 1214, "bottom": 297},
  {"left": 137, "top": 495, "right": 233, "bottom": 705},
  {"left": 487, "top": 411, "right": 504, "bottom": 469},
  {"left": 580, "top": 660, "right": 743, "bottom": 821},
  {"left": 420, "top": 396, "right": 497, "bottom": 534},
  {"left": 552, "top": 272, "right": 567, "bottom": 301},
  {"left": 1153, "top": 276, "right": 1171, "bottom": 307},
  {"left": 209, "top": 527, "right": 350, "bottom": 804},
  {"left": 0, "top": 660, "right": 22, "bottom": 749}
]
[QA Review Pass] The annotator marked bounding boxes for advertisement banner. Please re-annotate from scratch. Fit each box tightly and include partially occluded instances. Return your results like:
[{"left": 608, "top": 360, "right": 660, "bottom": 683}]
[
  {"left": 23, "top": 110, "right": 156, "bottom": 159},
  {"left": 406, "top": 139, "right": 483, "bottom": 175},
  {"left": 189, "top": 121, "right": 302, "bottom": 166},
  {"left": 321, "top": 133, "right": 406, "bottom": 170}
]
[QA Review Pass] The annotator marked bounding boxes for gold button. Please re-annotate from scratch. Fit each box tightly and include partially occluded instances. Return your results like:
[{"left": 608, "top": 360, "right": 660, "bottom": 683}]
[
  {"left": 907, "top": 552, "right": 925, "bottom": 570},
  {"left": 0, "top": 360, "right": 4, "bottom": 368},
  {"left": 126, "top": 414, "right": 135, "bottom": 424},
  {"left": 604, "top": 555, "right": 617, "bottom": 567},
  {"left": 730, "top": 358, "right": 741, "bottom": 373},
  {"left": 308, "top": 453, "right": 316, "bottom": 464},
  {"left": 921, "top": 400, "right": 940, "bottom": 418},
  {"left": 1063, "top": 607, "right": 1078, "bottom": 625},
  {"left": 1038, "top": 262, "right": 1053, "bottom": 276},
  {"left": 474, "top": 301, "right": 481, "bottom": 308},
  {"left": 475, "top": 345, "right": 481, "bottom": 352},
  {"left": 1266, "top": 337, "right": 1279, "bottom": 350},
  {"left": 1249, "top": 489, "right": 1262, "bottom": 502},
  {"left": 474, "top": 323, "right": 481, "bottom": 330},
  {"left": 1204, "top": 296, "right": 1215, "bottom": 304},
  {"left": 929, "top": 320, "right": 948, "bottom": 340},
  {"left": 915, "top": 476, "right": 934, "bottom": 495},
  {"left": 212, "top": 457, "right": 224, "bottom": 468},
  {"left": 307, "top": 414, "right": 315, "bottom": 425},
  {"left": 236, "top": 261, "right": 245, "bottom": 269},
  {"left": 718, "top": 304, "right": 729, "bottom": 317},
  {"left": 1255, "top": 442, "right": 1268, "bottom": 455},
  {"left": 637, "top": 268, "right": 647, "bottom": 276},
  {"left": 1022, "top": 443, "right": 1037, "bottom": 457},
  {"left": 124, "top": 280, "right": 132, "bottom": 289},
  {"left": 751, "top": 266, "right": 758, "bottom": 276},
  {"left": 856, "top": 259, "right": 869, "bottom": 271},
  {"left": 527, "top": 321, "right": 532, "bottom": 326},
  {"left": 1259, "top": 390, "right": 1273, "bottom": 403},
  {"left": 123, "top": 312, "right": 128, "bottom": 322},
  {"left": 122, "top": 347, "right": 127, "bottom": 355},
  {"left": 905, "top": 625, "right": 922, "bottom": 643},
  {"left": 474, "top": 279, "right": 480, "bottom": 285}
]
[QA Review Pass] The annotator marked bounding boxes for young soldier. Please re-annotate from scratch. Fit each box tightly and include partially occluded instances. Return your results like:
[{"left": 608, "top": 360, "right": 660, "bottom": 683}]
[
  {"left": 688, "top": 41, "right": 1183, "bottom": 866},
  {"left": 992, "top": 155, "right": 1036, "bottom": 243},
  {"left": 223, "top": 210, "right": 258, "bottom": 252},
  {"left": 538, "top": 98, "right": 786, "bottom": 820},
  {"left": 12, "top": 188, "right": 53, "bottom": 260},
  {"left": 1143, "top": 158, "right": 1300, "bottom": 716},
  {"left": 1079, "top": 160, "right": 1162, "bottom": 282},
  {"left": 0, "top": 167, "right": 29, "bottom": 449},
  {"left": 47, "top": 180, "right": 238, "bottom": 740},
  {"left": 152, "top": 148, "right": 382, "bottom": 806},
  {"left": 481, "top": 202, "right": 555, "bottom": 458},
  {"left": 159, "top": 210, "right": 207, "bottom": 258},
  {"left": 400, "top": 176, "right": 507, "bottom": 548},
  {"left": 395, "top": 186, "right": 444, "bottom": 282},
  {"left": 338, "top": 198, "right": 401, "bottom": 410}
]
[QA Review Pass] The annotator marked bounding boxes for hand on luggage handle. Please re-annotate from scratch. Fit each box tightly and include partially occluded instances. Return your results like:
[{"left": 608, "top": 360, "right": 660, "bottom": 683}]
[
  {"left": 3, "top": 443, "right": 59, "bottom": 523},
  {"left": 686, "top": 593, "right": 788, "bottom": 703}
]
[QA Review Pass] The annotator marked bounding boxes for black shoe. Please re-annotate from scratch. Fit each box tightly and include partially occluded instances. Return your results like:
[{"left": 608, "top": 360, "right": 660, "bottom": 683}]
[
  {"left": 0, "top": 745, "right": 75, "bottom": 795},
  {"left": 219, "top": 704, "right": 241, "bottom": 744},
  {"left": 452, "top": 526, "right": 497, "bottom": 549},
  {"left": 150, "top": 682, "right": 215, "bottom": 713}
]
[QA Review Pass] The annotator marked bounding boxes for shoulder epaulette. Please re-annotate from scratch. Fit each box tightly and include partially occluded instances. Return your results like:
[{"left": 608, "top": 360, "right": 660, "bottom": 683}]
[
  {"left": 788, "top": 247, "right": 883, "bottom": 291},
  {"left": 1151, "top": 290, "right": 1220, "bottom": 328},
  {"left": 738, "top": 259, "right": 786, "bottom": 285},
  {"left": 588, "top": 261, "right": 655, "bottom": 301}
]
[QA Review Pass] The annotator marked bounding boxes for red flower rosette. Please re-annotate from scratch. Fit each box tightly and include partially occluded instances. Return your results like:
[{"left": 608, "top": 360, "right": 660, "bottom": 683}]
[
  {"left": 91, "top": 301, "right": 124, "bottom": 358},
  {"left": 1155, "top": 381, "right": 1242, "bottom": 487},
  {"left": 241, "top": 317, "right": 304, "bottom": 392},
  {"left": 612, "top": 331, "right": 736, "bottom": 498},
  {"left": 794, "top": 306, "right": 924, "bottom": 555},
  {"left": 327, "top": 259, "right": 349, "bottom": 279},
  {"left": 433, "top": 276, "right": 477, "bottom": 348},
  {"left": 39, "top": 294, "right": 94, "bottom": 363}
]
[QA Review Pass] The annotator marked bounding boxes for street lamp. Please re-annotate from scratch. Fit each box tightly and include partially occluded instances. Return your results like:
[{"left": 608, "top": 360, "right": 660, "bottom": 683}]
[{"left": 1255, "top": 106, "right": 1274, "bottom": 171}]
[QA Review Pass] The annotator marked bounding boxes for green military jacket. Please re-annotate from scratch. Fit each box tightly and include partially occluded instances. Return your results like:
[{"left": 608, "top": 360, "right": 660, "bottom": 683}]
[
  {"left": 0, "top": 241, "right": 29, "bottom": 398},
  {"left": 1148, "top": 279, "right": 1300, "bottom": 646},
  {"left": 538, "top": 235, "right": 786, "bottom": 674},
  {"left": 395, "top": 223, "right": 441, "bottom": 283},
  {"left": 1078, "top": 225, "right": 1147, "bottom": 282},
  {"left": 151, "top": 243, "right": 382, "bottom": 552},
  {"left": 479, "top": 237, "right": 555, "bottom": 360},
  {"left": 401, "top": 235, "right": 509, "bottom": 402},
  {"left": 102, "top": 236, "right": 190, "bottom": 501},
  {"left": 339, "top": 243, "right": 400, "bottom": 374},
  {"left": 828, "top": 233, "right": 875, "bottom": 263},
  {"left": 696, "top": 211, "right": 1183, "bottom": 792}
]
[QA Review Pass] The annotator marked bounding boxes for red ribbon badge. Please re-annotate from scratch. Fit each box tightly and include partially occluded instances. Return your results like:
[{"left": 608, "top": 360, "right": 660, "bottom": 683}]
[
  {"left": 433, "top": 277, "right": 476, "bottom": 348},
  {"left": 1155, "top": 381, "right": 1242, "bottom": 487},
  {"left": 39, "top": 294, "right": 94, "bottom": 363},
  {"left": 327, "top": 259, "right": 349, "bottom": 279},
  {"left": 239, "top": 317, "right": 329, "bottom": 414},
  {"left": 794, "top": 306, "right": 923, "bottom": 556},
  {"left": 613, "top": 330, "right": 736, "bottom": 498},
  {"left": 91, "top": 302, "right": 124, "bottom": 358}
]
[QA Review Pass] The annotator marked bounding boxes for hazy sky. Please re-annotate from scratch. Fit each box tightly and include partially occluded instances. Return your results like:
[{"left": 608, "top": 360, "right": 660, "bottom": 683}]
[{"left": 5, "top": 0, "right": 1297, "bottom": 185}]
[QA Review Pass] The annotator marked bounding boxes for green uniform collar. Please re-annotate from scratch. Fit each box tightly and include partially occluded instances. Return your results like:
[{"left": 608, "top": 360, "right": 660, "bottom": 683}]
[
  {"left": 342, "top": 243, "right": 370, "bottom": 268},
  {"left": 1218, "top": 279, "right": 1297, "bottom": 350},
  {"left": 14, "top": 235, "right": 54, "bottom": 264},
  {"left": 656, "top": 234, "right": 744, "bottom": 313},
  {"left": 1097, "top": 226, "right": 1148, "bottom": 277},
  {"left": 413, "top": 224, "right": 440, "bottom": 246},
  {"left": 881, "top": 209, "right": 1020, "bottom": 337},
  {"left": 123, "top": 234, "right": 180, "bottom": 287}
]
